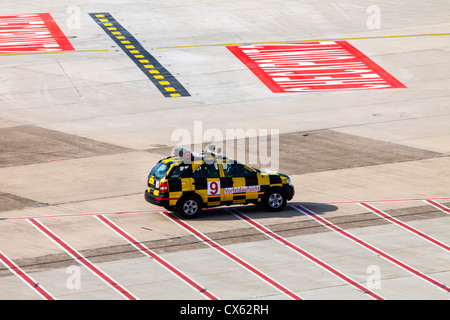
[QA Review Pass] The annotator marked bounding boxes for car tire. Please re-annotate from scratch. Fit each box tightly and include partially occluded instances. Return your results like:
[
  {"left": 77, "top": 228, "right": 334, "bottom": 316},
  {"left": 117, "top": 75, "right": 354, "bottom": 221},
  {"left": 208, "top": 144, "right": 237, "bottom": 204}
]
[
  {"left": 177, "top": 195, "right": 202, "bottom": 219},
  {"left": 262, "top": 188, "right": 287, "bottom": 212}
]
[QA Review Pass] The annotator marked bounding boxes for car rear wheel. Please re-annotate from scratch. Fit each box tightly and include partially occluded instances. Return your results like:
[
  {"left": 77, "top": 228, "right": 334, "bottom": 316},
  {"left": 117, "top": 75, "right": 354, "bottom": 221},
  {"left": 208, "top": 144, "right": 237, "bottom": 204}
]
[
  {"left": 263, "top": 189, "right": 287, "bottom": 212},
  {"left": 177, "top": 195, "right": 202, "bottom": 219}
]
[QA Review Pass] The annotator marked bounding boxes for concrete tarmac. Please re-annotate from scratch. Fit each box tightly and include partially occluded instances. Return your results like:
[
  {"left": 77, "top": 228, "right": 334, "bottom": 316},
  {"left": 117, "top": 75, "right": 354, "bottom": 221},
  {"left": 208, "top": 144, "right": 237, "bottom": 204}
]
[{"left": 0, "top": 0, "right": 449, "bottom": 302}]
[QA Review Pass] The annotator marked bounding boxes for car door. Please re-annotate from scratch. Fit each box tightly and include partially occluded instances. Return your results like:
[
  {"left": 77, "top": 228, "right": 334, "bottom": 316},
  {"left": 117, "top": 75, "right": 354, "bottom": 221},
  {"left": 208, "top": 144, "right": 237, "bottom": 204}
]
[
  {"left": 222, "top": 162, "right": 260, "bottom": 204},
  {"left": 192, "top": 161, "right": 221, "bottom": 206}
]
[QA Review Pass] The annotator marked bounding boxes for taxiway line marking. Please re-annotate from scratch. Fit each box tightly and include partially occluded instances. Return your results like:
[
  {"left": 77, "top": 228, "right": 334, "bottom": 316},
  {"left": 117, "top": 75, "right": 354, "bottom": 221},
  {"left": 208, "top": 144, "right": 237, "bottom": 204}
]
[
  {"left": 159, "top": 211, "right": 303, "bottom": 300},
  {"left": 0, "top": 249, "right": 55, "bottom": 300},
  {"left": 157, "top": 33, "right": 450, "bottom": 49},
  {"left": 27, "top": 218, "right": 138, "bottom": 300},
  {"left": 425, "top": 200, "right": 450, "bottom": 215},
  {"left": 95, "top": 214, "right": 219, "bottom": 300},
  {"left": 293, "top": 205, "right": 450, "bottom": 293},
  {"left": 229, "top": 208, "right": 384, "bottom": 300},
  {"left": 359, "top": 202, "right": 450, "bottom": 252},
  {"left": 323, "top": 196, "right": 450, "bottom": 205},
  {"left": 89, "top": 12, "right": 190, "bottom": 98},
  {"left": 0, "top": 49, "right": 108, "bottom": 56}
]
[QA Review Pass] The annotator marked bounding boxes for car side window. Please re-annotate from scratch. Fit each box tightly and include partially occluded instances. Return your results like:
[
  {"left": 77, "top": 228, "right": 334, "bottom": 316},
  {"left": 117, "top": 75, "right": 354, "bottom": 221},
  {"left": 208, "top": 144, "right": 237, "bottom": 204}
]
[
  {"left": 169, "top": 165, "right": 191, "bottom": 179},
  {"left": 223, "top": 163, "right": 254, "bottom": 178},
  {"left": 193, "top": 163, "right": 220, "bottom": 178}
]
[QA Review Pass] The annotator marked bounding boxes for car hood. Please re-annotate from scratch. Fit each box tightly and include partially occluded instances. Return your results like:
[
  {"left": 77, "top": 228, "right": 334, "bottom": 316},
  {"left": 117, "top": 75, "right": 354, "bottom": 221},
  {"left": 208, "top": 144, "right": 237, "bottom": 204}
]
[{"left": 259, "top": 169, "right": 289, "bottom": 178}]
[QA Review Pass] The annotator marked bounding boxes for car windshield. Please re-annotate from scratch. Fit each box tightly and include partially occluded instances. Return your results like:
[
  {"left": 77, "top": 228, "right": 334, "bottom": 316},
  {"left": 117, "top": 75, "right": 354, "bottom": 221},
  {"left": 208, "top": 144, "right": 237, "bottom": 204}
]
[{"left": 150, "top": 162, "right": 170, "bottom": 179}]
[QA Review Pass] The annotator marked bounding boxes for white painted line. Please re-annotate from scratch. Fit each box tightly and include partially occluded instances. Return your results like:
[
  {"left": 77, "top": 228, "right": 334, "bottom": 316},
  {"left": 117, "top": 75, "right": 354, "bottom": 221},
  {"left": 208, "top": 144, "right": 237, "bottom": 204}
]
[
  {"left": 28, "top": 218, "right": 138, "bottom": 300},
  {"left": 159, "top": 211, "right": 303, "bottom": 300},
  {"left": 425, "top": 200, "right": 450, "bottom": 215},
  {"left": 292, "top": 205, "right": 450, "bottom": 294},
  {"left": 228, "top": 208, "right": 384, "bottom": 300},
  {"left": 0, "top": 249, "right": 55, "bottom": 300},
  {"left": 95, "top": 214, "right": 219, "bottom": 300},
  {"left": 359, "top": 202, "right": 450, "bottom": 252}
]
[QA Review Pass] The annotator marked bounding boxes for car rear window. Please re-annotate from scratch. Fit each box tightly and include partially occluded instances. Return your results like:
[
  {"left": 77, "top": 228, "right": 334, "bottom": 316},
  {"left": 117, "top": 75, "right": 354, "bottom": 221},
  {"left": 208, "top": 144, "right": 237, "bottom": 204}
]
[{"left": 150, "top": 162, "right": 170, "bottom": 179}]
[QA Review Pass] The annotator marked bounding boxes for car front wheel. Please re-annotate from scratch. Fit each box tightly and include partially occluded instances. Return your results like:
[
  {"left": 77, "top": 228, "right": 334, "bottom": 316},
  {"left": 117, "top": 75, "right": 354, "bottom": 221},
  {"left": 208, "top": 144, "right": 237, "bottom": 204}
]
[{"left": 263, "top": 189, "right": 287, "bottom": 212}]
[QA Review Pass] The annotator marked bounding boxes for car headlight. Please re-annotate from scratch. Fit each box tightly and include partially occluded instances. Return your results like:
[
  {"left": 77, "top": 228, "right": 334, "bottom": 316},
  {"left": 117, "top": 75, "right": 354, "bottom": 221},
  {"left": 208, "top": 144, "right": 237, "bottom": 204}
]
[{"left": 286, "top": 177, "right": 291, "bottom": 185}]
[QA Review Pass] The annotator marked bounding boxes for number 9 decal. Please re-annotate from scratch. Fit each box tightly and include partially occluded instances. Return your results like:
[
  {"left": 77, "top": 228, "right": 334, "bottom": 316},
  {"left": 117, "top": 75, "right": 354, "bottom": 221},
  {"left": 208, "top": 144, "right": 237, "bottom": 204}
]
[{"left": 207, "top": 181, "right": 221, "bottom": 195}]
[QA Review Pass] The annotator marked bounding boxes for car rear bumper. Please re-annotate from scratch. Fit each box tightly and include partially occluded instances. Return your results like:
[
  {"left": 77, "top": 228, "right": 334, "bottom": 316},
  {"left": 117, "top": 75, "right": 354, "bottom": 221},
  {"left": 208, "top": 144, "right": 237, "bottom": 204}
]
[{"left": 144, "top": 190, "right": 168, "bottom": 207}]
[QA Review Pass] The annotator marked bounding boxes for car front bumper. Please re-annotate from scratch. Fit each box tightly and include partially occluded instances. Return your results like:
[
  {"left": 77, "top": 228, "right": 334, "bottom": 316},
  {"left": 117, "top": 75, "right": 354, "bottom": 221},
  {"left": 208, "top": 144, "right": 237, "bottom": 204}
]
[{"left": 284, "top": 185, "right": 295, "bottom": 200}]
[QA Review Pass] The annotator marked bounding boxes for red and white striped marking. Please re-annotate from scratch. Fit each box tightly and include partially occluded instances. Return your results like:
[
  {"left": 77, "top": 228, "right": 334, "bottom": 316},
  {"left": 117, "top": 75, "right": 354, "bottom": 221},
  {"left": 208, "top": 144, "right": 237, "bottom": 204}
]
[
  {"left": 95, "top": 214, "right": 219, "bottom": 300},
  {"left": 0, "top": 13, "right": 74, "bottom": 53},
  {"left": 425, "top": 200, "right": 450, "bottom": 215},
  {"left": 2, "top": 197, "right": 449, "bottom": 222},
  {"left": 360, "top": 202, "right": 450, "bottom": 252},
  {"left": 28, "top": 218, "right": 138, "bottom": 300},
  {"left": 293, "top": 205, "right": 450, "bottom": 293},
  {"left": 228, "top": 41, "right": 405, "bottom": 93},
  {"left": 0, "top": 249, "right": 55, "bottom": 300},
  {"left": 229, "top": 208, "right": 384, "bottom": 300},
  {"left": 159, "top": 211, "right": 303, "bottom": 300}
]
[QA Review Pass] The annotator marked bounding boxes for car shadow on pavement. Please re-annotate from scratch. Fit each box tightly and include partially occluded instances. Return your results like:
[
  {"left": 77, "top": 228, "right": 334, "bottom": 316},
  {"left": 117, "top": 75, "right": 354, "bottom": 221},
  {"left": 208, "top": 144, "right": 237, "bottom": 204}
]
[{"left": 183, "top": 202, "right": 339, "bottom": 221}]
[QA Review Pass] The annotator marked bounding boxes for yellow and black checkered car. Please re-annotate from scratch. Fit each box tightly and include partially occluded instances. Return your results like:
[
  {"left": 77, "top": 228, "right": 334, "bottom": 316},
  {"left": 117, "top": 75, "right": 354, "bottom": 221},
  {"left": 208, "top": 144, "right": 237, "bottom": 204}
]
[{"left": 145, "top": 148, "right": 294, "bottom": 218}]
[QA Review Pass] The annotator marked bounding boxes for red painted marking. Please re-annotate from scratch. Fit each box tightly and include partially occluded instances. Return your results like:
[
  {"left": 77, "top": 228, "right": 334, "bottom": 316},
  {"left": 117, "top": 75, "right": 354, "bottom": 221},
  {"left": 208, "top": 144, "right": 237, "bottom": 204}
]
[
  {"left": 227, "top": 41, "right": 405, "bottom": 92},
  {"left": 229, "top": 208, "right": 384, "bottom": 300},
  {"left": 95, "top": 215, "right": 219, "bottom": 300},
  {"left": 293, "top": 205, "right": 450, "bottom": 293},
  {"left": 0, "top": 249, "right": 55, "bottom": 300},
  {"left": 425, "top": 200, "right": 450, "bottom": 215},
  {"left": 0, "top": 13, "right": 74, "bottom": 53},
  {"left": 160, "top": 210, "right": 303, "bottom": 300},
  {"left": 360, "top": 202, "right": 450, "bottom": 252},
  {"left": 28, "top": 218, "right": 137, "bottom": 300},
  {"left": 323, "top": 197, "right": 450, "bottom": 205},
  {"left": 1, "top": 197, "right": 450, "bottom": 222}
]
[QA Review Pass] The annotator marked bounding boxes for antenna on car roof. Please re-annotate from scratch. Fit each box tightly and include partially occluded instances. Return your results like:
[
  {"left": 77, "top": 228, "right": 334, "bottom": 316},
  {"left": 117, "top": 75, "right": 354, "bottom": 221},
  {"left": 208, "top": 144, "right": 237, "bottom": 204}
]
[
  {"left": 203, "top": 144, "right": 222, "bottom": 157},
  {"left": 172, "top": 147, "right": 190, "bottom": 157}
]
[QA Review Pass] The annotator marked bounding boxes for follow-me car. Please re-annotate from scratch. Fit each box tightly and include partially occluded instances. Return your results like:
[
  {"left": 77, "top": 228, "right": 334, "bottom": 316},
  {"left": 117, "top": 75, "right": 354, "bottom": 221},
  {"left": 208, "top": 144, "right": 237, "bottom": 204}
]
[{"left": 145, "top": 146, "right": 294, "bottom": 218}]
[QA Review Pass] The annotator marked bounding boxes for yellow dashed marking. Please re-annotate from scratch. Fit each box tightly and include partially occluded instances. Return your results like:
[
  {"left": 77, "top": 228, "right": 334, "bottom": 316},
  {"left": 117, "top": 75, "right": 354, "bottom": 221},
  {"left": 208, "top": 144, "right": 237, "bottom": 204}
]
[{"left": 90, "top": 12, "right": 190, "bottom": 97}]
